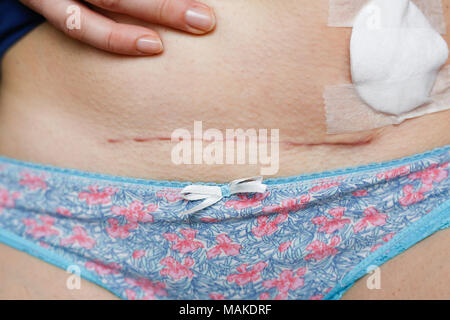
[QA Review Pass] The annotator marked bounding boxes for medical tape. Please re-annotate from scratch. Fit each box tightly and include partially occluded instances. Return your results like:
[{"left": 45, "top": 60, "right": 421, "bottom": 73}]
[
  {"left": 324, "top": 65, "right": 450, "bottom": 134},
  {"left": 328, "top": 0, "right": 446, "bottom": 34}
]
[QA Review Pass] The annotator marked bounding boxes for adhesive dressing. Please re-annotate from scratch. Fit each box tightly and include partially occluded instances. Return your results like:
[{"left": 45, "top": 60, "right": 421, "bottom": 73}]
[{"left": 350, "top": 0, "right": 449, "bottom": 115}]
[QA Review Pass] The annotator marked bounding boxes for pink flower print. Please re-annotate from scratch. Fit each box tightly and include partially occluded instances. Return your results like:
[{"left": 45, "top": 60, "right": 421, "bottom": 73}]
[
  {"left": 39, "top": 241, "right": 50, "bottom": 248},
  {"left": 105, "top": 218, "right": 138, "bottom": 239},
  {"left": 278, "top": 241, "right": 292, "bottom": 252},
  {"left": 408, "top": 164, "right": 448, "bottom": 193},
  {"left": 156, "top": 189, "right": 183, "bottom": 202},
  {"left": 328, "top": 207, "right": 346, "bottom": 218},
  {"left": 125, "top": 277, "right": 168, "bottom": 299},
  {"left": 259, "top": 292, "right": 271, "bottom": 300},
  {"left": 78, "top": 185, "right": 118, "bottom": 205},
  {"left": 353, "top": 207, "right": 388, "bottom": 234},
  {"left": 209, "top": 293, "right": 226, "bottom": 300},
  {"left": 160, "top": 256, "right": 195, "bottom": 280},
  {"left": 352, "top": 190, "right": 368, "bottom": 197},
  {"left": 262, "top": 268, "right": 307, "bottom": 300},
  {"left": 370, "top": 244, "right": 383, "bottom": 252},
  {"left": 398, "top": 185, "right": 425, "bottom": 207},
  {"left": 376, "top": 165, "right": 410, "bottom": 180},
  {"left": 132, "top": 250, "right": 146, "bottom": 259},
  {"left": 125, "top": 289, "right": 137, "bottom": 300},
  {"left": 227, "top": 261, "right": 267, "bottom": 286},
  {"left": 163, "top": 228, "right": 204, "bottom": 254},
  {"left": 304, "top": 236, "right": 340, "bottom": 261},
  {"left": 310, "top": 294, "right": 324, "bottom": 300},
  {"left": 111, "top": 200, "right": 155, "bottom": 223},
  {"left": 19, "top": 172, "right": 47, "bottom": 191},
  {"left": 200, "top": 217, "right": 219, "bottom": 223},
  {"left": 60, "top": 226, "right": 96, "bottom": 249},
  {"left": 310, "top": 182, "right": 340, "bottom": 193},
  {"left": 225, "top": 192, "right": 269, "bottom": 210},
  {"left": 85, "top": 260, "right": 121, "bottom": 276},
  {"left": 383, "top": 232, "right": 394, "bottom": 242},
  {"left": 251, "top": 213, "right": 288, "bottom": 238},
  {"left": 371, "top": 232, "right": 395, "bottom": 252},
  {"left": 0, "top": 188, "right": 20, "bottom": 213},
  {"left": 206, "top": 234, "right": 241, "bottom": 259},
  {"left": 263, "top": 197, "right": 308, "bottom": 215},
  {"left": 311, "top": 207, "right": 351, "bottom": 234},
  {"left": 299, "top": 193, "right": 312, "bottom": 205},
  {"left": 22, "top": 216, "right": 59, "bottom": 239},
  {"left": 55, "top": 207, "right": 72, "bottom": 217}
]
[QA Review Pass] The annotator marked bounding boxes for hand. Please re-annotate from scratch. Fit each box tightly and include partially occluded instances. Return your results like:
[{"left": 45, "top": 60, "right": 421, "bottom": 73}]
[{"left": 20, "top": 0, "right": 216, "bottom": 55}]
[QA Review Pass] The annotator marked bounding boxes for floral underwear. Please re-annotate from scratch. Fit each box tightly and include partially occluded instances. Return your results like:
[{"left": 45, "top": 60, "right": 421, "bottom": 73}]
[{"left": 0, "top": 146, "right": 449, "bottom": 300}]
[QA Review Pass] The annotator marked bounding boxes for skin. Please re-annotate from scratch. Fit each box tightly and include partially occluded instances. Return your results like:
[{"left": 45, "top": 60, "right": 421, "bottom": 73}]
[
  {"left": 20, "top": 0, "right": 217, "bottom": 55},
  {"left": 342, "top": 229, "right": 450, "bottom": 300},
  {"left": 0, "top": 0, "right": 449, "bottom": 299}
]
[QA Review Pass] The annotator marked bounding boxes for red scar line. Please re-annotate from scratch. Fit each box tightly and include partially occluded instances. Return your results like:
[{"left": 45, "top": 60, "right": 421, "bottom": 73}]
[
  {"left": 107, "top": 139, "right": 122, "bottom": 144},
  {"left": 107, "top": 137, "right": 171, "bottom": 144},
  {"left": 107, "top": 137, "right": 372, "bottom": 147},
  {"left": 132, "top": 137, "right": 171, "bottom": 143}
]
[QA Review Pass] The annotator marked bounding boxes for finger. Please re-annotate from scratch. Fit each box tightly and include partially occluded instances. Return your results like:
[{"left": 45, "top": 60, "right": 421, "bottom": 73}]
[
  {"left": 85, "top": 0, "right": 216, "bottom": 34},
  {"left": 20, "top": 0, "right": 164, "bottom": 55}
]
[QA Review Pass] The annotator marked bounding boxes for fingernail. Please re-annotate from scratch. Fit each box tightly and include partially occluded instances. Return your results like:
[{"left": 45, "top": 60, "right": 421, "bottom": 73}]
[
  {"left": 185, "top": 5, "right": 216, "bottom": 33},
  {"left": 136, "top": 36, "right": 163, "bottom": 54}
]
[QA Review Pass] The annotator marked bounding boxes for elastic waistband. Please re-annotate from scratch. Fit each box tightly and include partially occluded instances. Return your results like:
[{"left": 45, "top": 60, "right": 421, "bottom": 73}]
[{"left": 0, "top": 145, "right": 449, "bottom": 190}]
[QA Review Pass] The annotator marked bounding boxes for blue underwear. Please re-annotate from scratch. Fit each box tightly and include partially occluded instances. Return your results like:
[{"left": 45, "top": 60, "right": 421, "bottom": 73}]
[
  {"left": 0, "top": 146, "right": 448, "bottom": 300},
  {"left": 0, "top": 0, "right": 44, "bottom": 59}
]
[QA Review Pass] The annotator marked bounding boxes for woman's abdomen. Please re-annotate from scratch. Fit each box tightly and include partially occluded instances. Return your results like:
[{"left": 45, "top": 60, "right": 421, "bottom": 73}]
[{"left": 0, "top": 0, "right": 449, "bottom": 182}]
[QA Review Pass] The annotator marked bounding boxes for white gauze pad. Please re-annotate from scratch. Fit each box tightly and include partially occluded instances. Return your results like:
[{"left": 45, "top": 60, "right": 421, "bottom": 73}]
[
  {"left": 351, "top": 0, "right": 449, "bottom": 115},
  {"left": 324, "top": 0, "right": 450, "bottom": 133}
]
